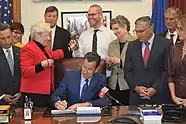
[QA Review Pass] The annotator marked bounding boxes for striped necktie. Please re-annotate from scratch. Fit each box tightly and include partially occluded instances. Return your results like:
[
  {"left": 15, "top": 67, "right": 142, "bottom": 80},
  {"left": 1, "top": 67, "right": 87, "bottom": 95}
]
[{"left": 6, "top": 49, "right": 14, "bottom": 75}]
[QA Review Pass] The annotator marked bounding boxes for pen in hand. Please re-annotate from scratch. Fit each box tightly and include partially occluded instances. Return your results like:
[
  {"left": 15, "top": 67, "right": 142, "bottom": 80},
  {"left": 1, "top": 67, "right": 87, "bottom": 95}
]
[{"left": 56, "top": 97, "right": 67, "bottom": 110}]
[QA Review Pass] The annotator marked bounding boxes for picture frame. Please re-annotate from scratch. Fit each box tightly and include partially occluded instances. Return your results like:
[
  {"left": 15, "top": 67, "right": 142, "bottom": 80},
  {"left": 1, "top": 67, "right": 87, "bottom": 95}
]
[{"left": 61, "top": 11, "right": 112, "bottom": 39}]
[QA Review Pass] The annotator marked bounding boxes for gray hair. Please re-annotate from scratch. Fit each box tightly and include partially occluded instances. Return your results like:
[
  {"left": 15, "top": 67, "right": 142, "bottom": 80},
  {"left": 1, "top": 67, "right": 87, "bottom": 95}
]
[
  {"left": 0, "top": 23, "right": 11, "bottom": 32},
  {"left": 30, "top": 21, "right": 51, "bottom": 40},
  {"left": 135, "top": 16, "right": 153, "bottom": 27}
]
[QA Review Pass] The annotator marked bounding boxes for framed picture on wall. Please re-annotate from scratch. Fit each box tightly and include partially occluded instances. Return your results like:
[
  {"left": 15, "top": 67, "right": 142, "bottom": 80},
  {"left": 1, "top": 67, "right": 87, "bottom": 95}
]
[{"left": 61, "top": 11, "right": 112, "bottom": 40}]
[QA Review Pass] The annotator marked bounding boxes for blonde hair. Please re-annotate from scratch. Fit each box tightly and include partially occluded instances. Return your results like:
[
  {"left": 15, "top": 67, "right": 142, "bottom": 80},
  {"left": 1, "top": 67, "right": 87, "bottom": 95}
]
[
  {"left": 30, "top": 21, "right": 51, "bottom": 40},
  {"left": 110, "top": 15, "right": 130, "bottom": 31},
  {"left": 165, "top": 7, "right": 182, "bottom": 18},
  {"left": 177, "top": 14, "right": 186, "bottom": 30}
]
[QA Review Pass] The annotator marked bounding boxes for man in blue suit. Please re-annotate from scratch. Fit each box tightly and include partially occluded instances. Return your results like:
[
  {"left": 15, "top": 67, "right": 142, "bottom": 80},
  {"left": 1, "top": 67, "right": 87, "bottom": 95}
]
[{"left": 51, "top": 52, "right": 110, "bottom": 111}]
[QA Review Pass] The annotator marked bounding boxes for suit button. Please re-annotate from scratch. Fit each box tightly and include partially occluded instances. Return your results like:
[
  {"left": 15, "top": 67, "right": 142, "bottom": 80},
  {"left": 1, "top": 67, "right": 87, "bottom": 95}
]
[
  {"left": 117, "top": 73, "right": 119, "bottom": 75},
  {"left": 117, "top": 66, "right": 119, "bottom": 68}
]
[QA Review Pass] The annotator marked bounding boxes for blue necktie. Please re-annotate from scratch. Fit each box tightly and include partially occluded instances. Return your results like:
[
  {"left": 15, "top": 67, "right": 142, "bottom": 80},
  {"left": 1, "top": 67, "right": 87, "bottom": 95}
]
[
  {"left": 6, "top": 49, "right": 14, "bottom": 75},
  {"left": 81, "top": 79, "right": 89, "bottom": 101}
]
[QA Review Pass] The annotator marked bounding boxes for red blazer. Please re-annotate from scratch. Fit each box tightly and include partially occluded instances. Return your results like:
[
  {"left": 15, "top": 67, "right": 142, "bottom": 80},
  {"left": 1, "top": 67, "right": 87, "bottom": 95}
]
[{"left": 20, "top": 41, "right": 64, "bottom": 95}]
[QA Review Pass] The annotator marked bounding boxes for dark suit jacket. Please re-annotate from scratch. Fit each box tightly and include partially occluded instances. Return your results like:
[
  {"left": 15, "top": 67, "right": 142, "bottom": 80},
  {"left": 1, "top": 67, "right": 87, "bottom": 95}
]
[
  {"left": 159, "top": 31, "right": 180, "bottom": 45},
  {"left": 124, "top": 35, "right": 171, "bottom": 105},
  {"left": 53, "top": 26, "right": 72, "bottom": 58},
  {"left": 168, "top": 41, "right": 186, "bottom": 99},
  {"left": 51, "top": 71, "right": 110, "bottom": 107},
  {"left": 52, "top": 26, "right": 72, "bottom": 88},
  {"left": 0, "top": 46, "right": 21, "bottom": 103}
]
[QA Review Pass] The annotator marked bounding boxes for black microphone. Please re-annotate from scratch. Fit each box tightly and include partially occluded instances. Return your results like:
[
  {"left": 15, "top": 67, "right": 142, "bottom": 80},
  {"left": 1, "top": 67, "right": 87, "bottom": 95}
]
[{"left": 99, "top": 87, "right": 124, "bottom": 106}]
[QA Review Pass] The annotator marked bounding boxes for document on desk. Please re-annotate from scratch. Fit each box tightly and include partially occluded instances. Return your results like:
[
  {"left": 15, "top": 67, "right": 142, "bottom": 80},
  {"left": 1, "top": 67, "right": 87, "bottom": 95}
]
[
  {"left": 51, "top": 110, "right": 76, "bottom": 115},
  {"left": 76, "top": 107, "right": 101, "bottom": 114}
]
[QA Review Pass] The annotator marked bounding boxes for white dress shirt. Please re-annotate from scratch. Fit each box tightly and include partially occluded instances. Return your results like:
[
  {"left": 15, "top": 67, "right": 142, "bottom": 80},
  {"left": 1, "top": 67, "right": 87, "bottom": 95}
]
[
  {"left": 165, "top": 30, "right": 178, "bottom": 45},
  {"left": 51, "top": 26, "right": 56, "bottom": 49},
  {"left": 73, "top": 25, "right": 117, "bottom": 58}
]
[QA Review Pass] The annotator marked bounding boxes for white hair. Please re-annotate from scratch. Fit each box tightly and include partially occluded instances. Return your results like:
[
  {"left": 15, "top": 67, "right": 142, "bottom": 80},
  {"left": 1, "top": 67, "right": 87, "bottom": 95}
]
[{"left": 30, "top": 21, "right": 51, "bottom": 40}]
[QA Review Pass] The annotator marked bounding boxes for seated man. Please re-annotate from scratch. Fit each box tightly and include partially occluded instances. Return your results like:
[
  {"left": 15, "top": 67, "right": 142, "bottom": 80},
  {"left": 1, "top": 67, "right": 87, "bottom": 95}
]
[{"left": 51, "top": 52, "right": 110, "bottom": 111}]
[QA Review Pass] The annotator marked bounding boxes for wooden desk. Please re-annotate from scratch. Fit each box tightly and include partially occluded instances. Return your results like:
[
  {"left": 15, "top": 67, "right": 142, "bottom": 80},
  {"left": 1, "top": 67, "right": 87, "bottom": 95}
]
[{"left": 11, "top": 107, "right": 186, "bottom": 124}]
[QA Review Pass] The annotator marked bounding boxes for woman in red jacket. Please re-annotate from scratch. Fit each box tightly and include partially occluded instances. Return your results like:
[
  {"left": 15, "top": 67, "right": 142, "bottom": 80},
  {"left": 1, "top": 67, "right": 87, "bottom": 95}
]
[{"left": 20, "top": 22, "right": 64, "bottom": 108}]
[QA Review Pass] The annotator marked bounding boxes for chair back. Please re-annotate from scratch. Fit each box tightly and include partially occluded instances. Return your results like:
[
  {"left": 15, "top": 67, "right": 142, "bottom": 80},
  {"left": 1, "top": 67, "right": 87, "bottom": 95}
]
[{"left": 56, "top": 57, "right": 106, "bottom": 82}]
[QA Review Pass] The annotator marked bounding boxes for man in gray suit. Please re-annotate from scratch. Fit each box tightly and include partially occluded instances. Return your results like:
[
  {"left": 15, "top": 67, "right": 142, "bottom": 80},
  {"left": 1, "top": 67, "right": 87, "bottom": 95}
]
[
  {"left": 124, "top": 16, "right": 171, "bottom": 105},
  {"left": 0, "top": 23, "right": 22, "bottom": 107}
]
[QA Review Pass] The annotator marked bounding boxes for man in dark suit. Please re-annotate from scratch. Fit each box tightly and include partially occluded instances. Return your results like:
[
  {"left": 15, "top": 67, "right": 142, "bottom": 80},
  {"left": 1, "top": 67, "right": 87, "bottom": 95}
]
[
  {"left": 52, "top": 52, "right": 110, "bottom": 111},
  {"left": 159, "top": 7, "right": 182, "bottom": 45},
  {"left": 124, "top": 16, "right": 171, "bottom": 105},
  {"left": 44, "top": 6, "right": 72, "bottom": 88},
  {"left": 0, "top": 23, "right": 22, "bottom": 106}
]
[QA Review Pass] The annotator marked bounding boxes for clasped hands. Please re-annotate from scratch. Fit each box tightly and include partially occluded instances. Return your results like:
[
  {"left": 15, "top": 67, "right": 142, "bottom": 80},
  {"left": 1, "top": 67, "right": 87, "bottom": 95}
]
[
  {"left": 55, "top": 100, "right": 90, "bottom": 111},
  {"left": 135, "top": 86, "right": 156, "bottom": 99},
  {"left": 3, "top": 93, "right": 21, "bottom": 105}
]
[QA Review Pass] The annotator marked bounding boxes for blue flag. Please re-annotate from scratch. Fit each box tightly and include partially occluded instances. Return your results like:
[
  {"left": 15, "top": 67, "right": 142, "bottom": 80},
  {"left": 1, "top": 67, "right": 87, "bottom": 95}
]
[
  {"left": 151, "top": 0, "right": 168, "bottom": 34},
  {"left": 0, "top": 0, "right": 13, "bottom": 24}
]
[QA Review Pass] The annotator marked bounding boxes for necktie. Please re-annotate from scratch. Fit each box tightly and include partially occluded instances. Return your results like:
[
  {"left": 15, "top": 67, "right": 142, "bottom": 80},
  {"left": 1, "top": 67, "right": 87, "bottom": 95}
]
[
  {"left": 6, "top": 49, "right": 14, "bottom": 75},
  {"left": 92, "top": 29, "right": 99, "bottom": 53},
  {"left": 47, "top": 31, "right": 52, "bottom": 50},
  {"left": 81, "top": 79, "right": 89, "bottom": 101},
  {"left": 143, "top": 42, "right": 150, "bottom": 68},
  {"left": 170, "top": 34, "right": 174, "bottom": 45}
]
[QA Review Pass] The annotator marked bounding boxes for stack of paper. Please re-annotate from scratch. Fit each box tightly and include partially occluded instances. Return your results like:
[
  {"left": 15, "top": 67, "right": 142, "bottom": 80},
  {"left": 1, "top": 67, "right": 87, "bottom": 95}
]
[
  {"left": 140, "top": 108, "right": 162, "bottom": 121},
  {"left": 76, "top": 107, "right": 101, "bottom": 115}
]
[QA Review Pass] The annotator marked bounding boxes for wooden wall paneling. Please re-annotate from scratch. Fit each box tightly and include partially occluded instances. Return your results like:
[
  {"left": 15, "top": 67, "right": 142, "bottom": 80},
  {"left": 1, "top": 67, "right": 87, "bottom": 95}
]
[{"left": 12, "top": 0, "right": 21, "bottom": 22}]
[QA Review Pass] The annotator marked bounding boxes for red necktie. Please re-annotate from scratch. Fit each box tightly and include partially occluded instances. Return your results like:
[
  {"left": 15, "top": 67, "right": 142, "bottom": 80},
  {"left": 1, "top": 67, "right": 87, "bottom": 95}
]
[
  {"left": 170, "top": 34, "right": 174, "bottom": 45},
  {"left": 143, "top": 42, "right": 150, "bottom": 68}
]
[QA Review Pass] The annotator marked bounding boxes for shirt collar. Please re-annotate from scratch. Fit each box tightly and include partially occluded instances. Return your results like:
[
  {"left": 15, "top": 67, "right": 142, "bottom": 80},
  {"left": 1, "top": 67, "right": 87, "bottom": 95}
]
[
  {"left": 148, "top": 33, "right": 155, "bottom": 45},
  {"left": 167, "top": 30, "right": 178, "bottom": 36},
  {"left": 91, "top": 25, "right": 105, "bottom": 32},
  {"left": 2, "top": 46, "right": 13, "bottom": 55},
  {"left": 51, "top": 26, "right": 56, "bottom": 34}
]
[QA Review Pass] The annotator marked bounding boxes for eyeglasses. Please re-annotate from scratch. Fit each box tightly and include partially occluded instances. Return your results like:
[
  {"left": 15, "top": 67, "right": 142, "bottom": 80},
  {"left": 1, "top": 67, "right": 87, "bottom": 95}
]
[
  {"left": 86, "top": 13, "right": 99, "bottom": 18},
  {"left": 133, "top": 27, "right": 149, "bottom": 34},
  {"left": 12, "top": 30, "right": 23, "bottom": 35}
]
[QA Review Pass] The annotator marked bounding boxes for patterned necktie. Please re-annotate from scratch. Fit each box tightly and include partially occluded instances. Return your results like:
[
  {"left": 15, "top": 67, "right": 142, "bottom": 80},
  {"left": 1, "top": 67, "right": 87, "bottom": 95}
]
[
  {"left": 143, "top": 42, "right": 150, "bottom": 68},
  {"left": 6, "top": 49, "right": 14, "bottom": 75},
  {"left": 170, "top": 34, "right": 174, "bottom": 45},
  {"left": 81, "top": 79, "right": 89, "bottom": 101},
  {"left": 92, "top": 29, "right": 99, "bottom": 53}
]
